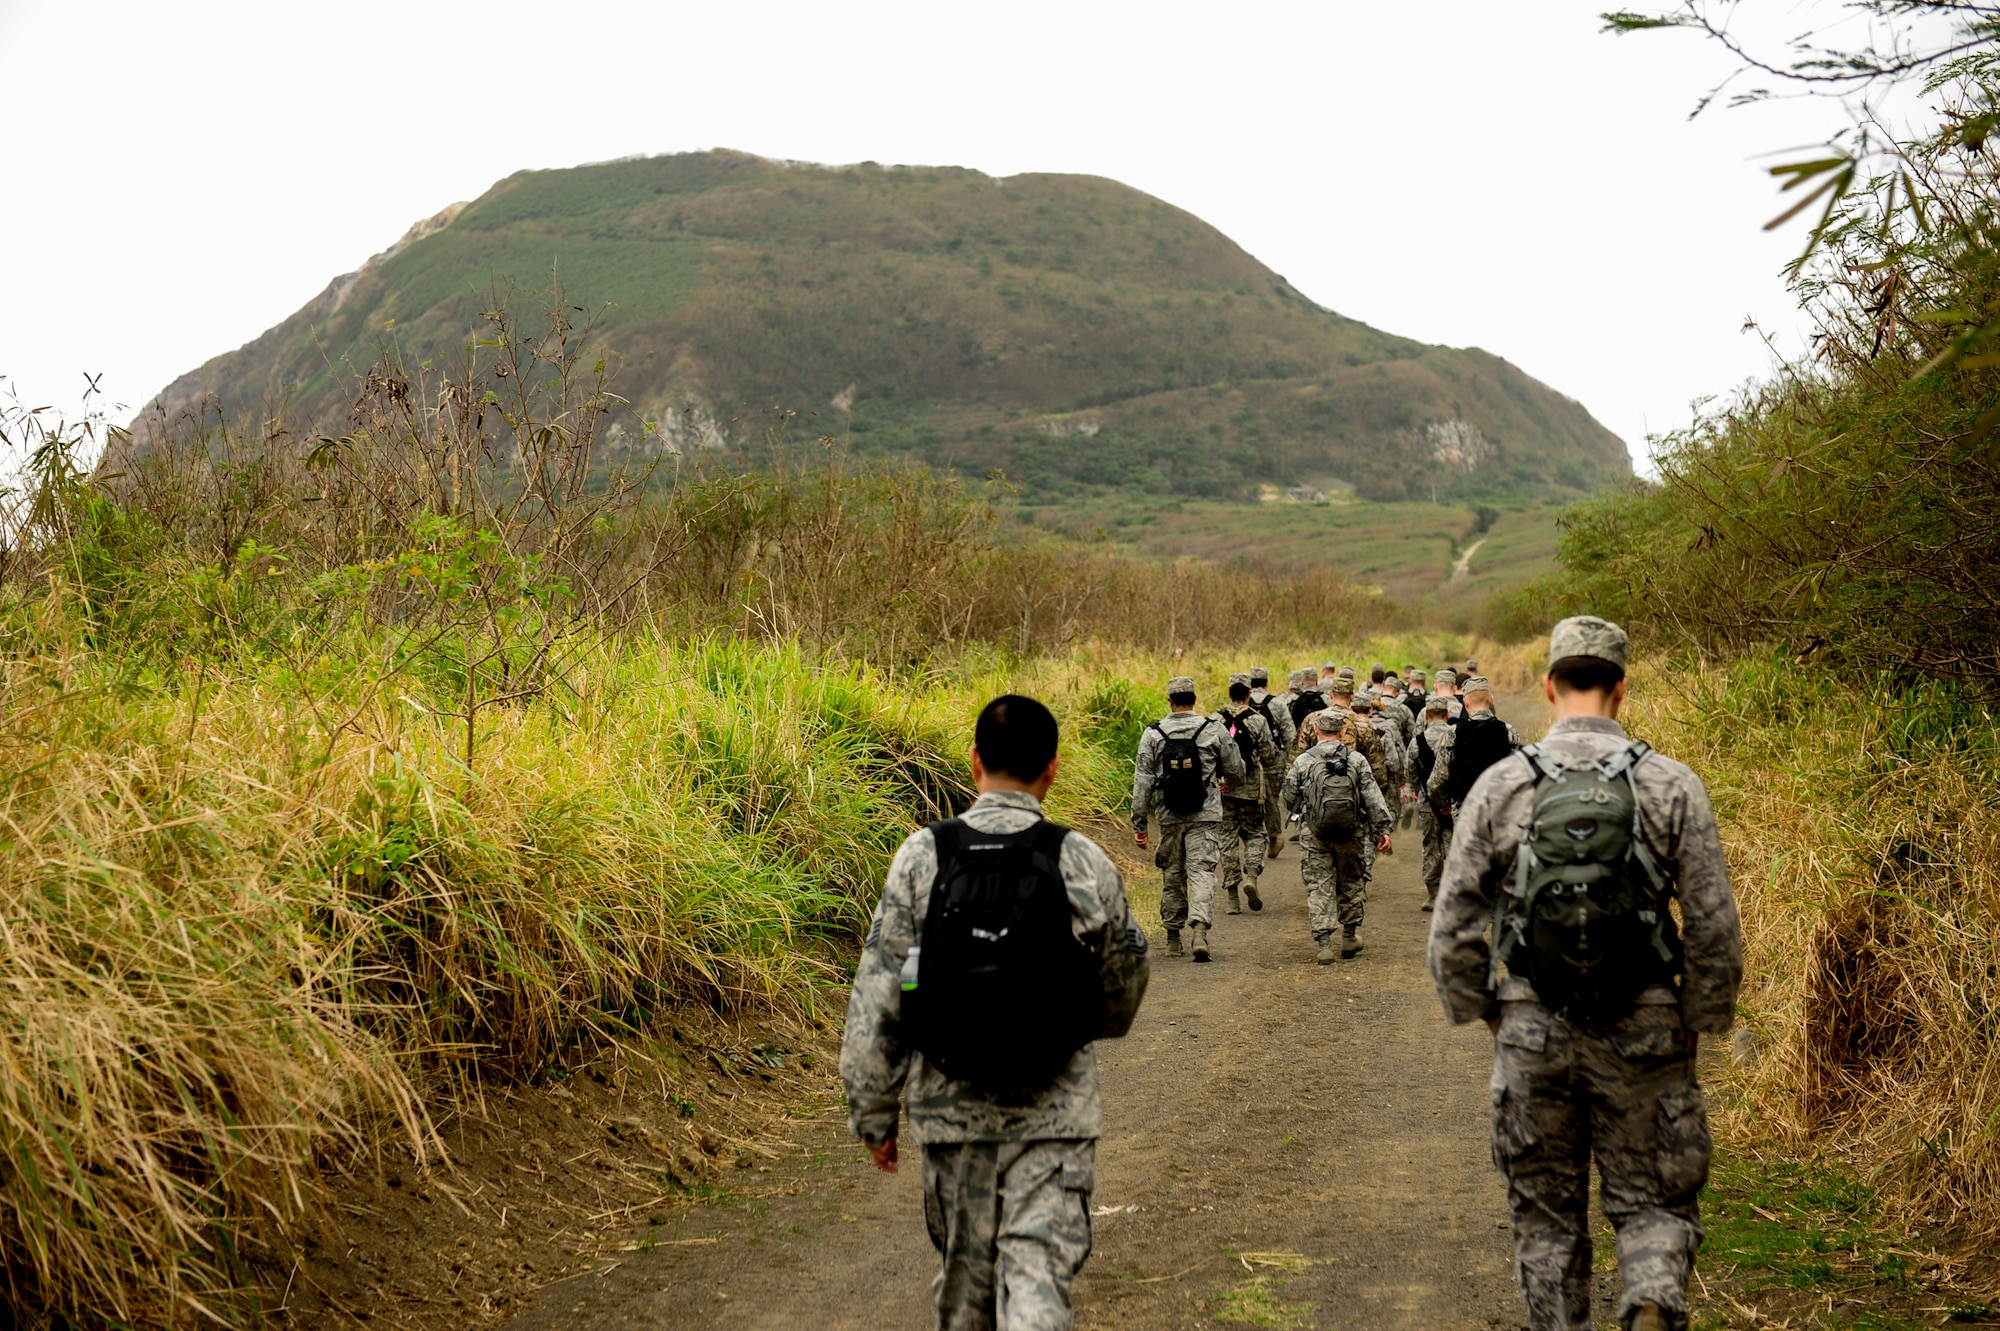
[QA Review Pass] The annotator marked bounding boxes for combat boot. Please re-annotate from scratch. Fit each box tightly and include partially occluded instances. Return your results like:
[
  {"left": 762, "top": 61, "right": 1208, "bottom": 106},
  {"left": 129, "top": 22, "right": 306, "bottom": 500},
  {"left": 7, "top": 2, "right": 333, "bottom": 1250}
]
[
  {"left": 1315, "top": 937, "right": 1337, "bottom": 966},
  {"left": 1190, "top": 924, "right": 1211, "bottom": 962},
  {"left": 1225, "top": 890, "right": 1242, "bottom": 916},
  {"left": 1245, "top": 883, "right": 1262, "bottom": 912},
  {"left": 1340, "top": 927, "right": 1364, "bottom": 959},
  {"left": 1628, "top": 1307, "right": 1667, "bottom": 1331},
  {"left": 1164, "top": 929, "right": 1184, "bottom": 958},
  {"left": 1266, "top": 843, "right": 1281, "bottom": 859}
]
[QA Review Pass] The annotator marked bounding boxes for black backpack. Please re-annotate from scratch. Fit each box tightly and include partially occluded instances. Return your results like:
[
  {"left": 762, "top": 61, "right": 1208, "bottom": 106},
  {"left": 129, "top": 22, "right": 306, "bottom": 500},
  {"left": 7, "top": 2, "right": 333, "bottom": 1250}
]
[
  {"left": 1288, "top": 689, "right": 1324, "bottom": 731},
  {"left": 1490, "top": 741, "right": 1683, "bottom": 1025},
  {"left": 1444, "top": 714, "right": 1516, "bottom": 807},
  {"left": 1250, "top": 693, "right": 1281, "bottom": 735},
  {"left": 1150, "top": 719, "right": 1213, "bottom": 815},
  {"left": 1221, "top": 708, "right": 1260, "bottom": 777},
  {"left": 904, "top": 819, "right": 1102, "bottom": 1087}
]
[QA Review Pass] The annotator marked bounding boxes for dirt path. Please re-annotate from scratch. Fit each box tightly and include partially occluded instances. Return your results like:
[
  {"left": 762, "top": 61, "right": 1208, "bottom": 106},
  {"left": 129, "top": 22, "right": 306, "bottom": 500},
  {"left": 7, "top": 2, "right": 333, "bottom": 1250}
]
[
  {"left": 1449, "top": 538, "right": 1488, "bottom": 582},
  {"left": 500, "top": 792, "right": 1539, "bottom": 1327}
]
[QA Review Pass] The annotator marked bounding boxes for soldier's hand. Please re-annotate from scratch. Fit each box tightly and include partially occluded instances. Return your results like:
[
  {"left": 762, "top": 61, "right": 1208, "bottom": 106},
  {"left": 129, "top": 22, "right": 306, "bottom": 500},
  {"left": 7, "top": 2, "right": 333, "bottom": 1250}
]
[
  {"left": 1486, "top": 1015, "right": 1501, "bottom": 1034},
  {"left": 1135, "top": 830, "right": 1149, "bottom": 850},
  {"left": 1376, "top": 834, "right": 1392, "bottom": 853},
  {"left": 869, "top": 1136, "right": 899, "bottom": 1173}
]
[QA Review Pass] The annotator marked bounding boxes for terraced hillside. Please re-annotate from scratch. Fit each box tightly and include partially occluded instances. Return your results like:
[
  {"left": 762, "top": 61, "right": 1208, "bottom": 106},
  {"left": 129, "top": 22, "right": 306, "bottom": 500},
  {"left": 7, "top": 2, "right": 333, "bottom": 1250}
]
[{"left": 153, "top": 149, "right": 1629, "bottom": 504}]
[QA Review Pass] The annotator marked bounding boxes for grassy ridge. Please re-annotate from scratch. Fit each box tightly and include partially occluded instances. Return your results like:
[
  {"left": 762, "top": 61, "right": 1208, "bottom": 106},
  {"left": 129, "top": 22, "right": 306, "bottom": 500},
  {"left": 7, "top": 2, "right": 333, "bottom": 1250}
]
[{"left": 152, "top": 149, "right": 1629, "bottom": 506}]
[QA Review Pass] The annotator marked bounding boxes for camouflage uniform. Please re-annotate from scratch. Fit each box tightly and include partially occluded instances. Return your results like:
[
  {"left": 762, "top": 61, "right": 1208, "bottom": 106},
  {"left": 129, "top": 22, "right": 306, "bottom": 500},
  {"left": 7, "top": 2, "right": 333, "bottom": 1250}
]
[
  {"left": 1431, "top": 669, "right": 1465, "bottom": 722},
  {"left": 1132, "top": 680, "right": 1246, "bottom": 941},
  {"left": 841, "top": 789, "right": 1151, "bottom": 1331},
  {"left": 1280, "top": 714, "right": 1393, "bottom": 957},
  {"left": 1213, "top": 687, "right": 1280, "bottom": 912},
  {"left": 1426, "top": 617, "right": 1743, "bottom": 1331},
  {"left": 1413, "top": 710, "right": 1456, "bottom": 908},
  {"left": 1248, "top": 670, "right": 1295, "bottom": 851}
]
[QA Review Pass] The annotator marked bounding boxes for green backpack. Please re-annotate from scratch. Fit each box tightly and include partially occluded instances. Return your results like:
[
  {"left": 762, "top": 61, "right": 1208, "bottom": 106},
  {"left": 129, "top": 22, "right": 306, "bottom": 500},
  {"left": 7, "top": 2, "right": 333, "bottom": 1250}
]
[
  {"left": 1307, "top": 745, "right": 1364, "bottom": 841},
  {"left": 1490, "top": 740, "right": 1682, "bottom": 1024}
]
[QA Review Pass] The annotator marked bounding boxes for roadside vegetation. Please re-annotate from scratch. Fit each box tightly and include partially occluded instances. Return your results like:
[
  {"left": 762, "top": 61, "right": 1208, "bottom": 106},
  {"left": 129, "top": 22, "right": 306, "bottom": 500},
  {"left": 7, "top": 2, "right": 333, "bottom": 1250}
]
[{"left": 0, "top": 309, "right": 1526, "bottom": 1327}]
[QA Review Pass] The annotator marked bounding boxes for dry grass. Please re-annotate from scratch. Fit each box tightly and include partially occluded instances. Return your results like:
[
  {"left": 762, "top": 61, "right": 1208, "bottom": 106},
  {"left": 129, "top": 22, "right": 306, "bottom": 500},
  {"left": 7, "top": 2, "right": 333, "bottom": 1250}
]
[{"left": 1627, "top": 656, "right": 2000, "bottom": 1241}]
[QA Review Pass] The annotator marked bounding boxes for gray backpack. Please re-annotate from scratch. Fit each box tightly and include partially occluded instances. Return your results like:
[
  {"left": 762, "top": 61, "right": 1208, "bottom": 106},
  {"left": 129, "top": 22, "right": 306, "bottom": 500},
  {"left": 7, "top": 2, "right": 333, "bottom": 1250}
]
[
  {"left": 1490, "top": 740, "right": 1683, "bottom": 1024},
  {"left": 1307, "top": 745, "right": 1364, "bottom": 841}
]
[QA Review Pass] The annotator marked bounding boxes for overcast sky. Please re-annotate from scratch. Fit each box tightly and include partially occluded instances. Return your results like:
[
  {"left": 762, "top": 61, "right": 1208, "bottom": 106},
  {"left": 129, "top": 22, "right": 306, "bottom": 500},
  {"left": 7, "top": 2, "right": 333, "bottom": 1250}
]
[{"left": 2, "top": 1, "right": 1882, "bottom": 468}]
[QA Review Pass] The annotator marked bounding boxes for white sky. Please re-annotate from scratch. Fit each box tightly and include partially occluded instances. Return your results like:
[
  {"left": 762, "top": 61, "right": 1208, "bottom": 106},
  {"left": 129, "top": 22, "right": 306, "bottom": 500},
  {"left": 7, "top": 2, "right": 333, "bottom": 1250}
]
[{"left": 0, "top": 1, "right": 1885, "bottom": 469}]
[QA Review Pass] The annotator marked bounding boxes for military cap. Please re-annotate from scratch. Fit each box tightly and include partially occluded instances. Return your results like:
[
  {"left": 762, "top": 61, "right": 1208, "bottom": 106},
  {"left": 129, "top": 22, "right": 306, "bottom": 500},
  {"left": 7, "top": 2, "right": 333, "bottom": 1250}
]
[
  {"left": 1548, "top": 615, "right": 1628, "bottom": 671},
  {"left": 1327, "top": 678, "right": 1355, "bottom": 698},
  {"left": 1381, "top": 675, "right": 1403, "bottom": 691},
  {"left": 1297, "top": 663, "right": 1320, "bottom": 680},
  {"left": 1288, "top": 668, "right": 1309, "bottom": 687},
  {"left": 1320, "top": 660, "right": 1338, "bottom": 674},
  {"left": 1412, "top": 668, "right": 1428, "bottom": 681},
  {"left": 1370, "top": 661, "right": 1385, "bottom": 673},
  {"left": 1424, "top": 694, "right": 1451, "bottom": 715},
  {"left": 1312, "top": 706, "right": 1349, "bottom": 733},
  {"left": 1460, "top": 675, "right": 1494, "bottom": 695},
  {"left": 1166, "top": 675, "right": 1197, "bottom": 695},
  {"left": 1337, "top": 665, "right": 1356, "bottom": 678},
  {"left": 1228, "top": 671, "right": 1252, "bottom": 688},
  {"left": 1434, "top": 668, "right": 1458, "bottom": 688},
  {"left": 1464, "top": 658, "right": 1480, "bottom": 672},
  {"left": 1349, "top": 694, "right": 1374, "bottom": 711},
  {"left": 1249, "top": 667, "right": 1270, "bottom": 685}
]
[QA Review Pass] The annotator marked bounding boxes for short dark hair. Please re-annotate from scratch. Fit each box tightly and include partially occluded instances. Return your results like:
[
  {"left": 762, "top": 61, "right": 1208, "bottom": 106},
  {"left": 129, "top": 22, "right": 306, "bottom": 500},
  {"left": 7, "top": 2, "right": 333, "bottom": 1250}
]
[
  {"left": 1549, "top": 656, "right": 1626, "bottom": 695},
  {"left": 1228, "top": 681, "right": 1250, "bottom": 702},
  {"left": 974, "top": 695, "right": 1060, "bottom": 782},
  {"left": 1370, "top": 667, "right": 1386, "bottom": 683},
  {"left": 1168, "top": 690, "right": 1197, "bottom": 708}
]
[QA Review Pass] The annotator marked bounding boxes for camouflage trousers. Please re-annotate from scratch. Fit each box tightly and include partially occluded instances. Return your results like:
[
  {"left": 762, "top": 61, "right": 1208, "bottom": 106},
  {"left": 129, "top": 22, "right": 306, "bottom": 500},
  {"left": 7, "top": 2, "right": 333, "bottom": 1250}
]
[
  {"left": 1491, "top": 1001, "right": 1712, "bottom": 1331},
  {"left": 1217, "top": 798, "right": 1267, "bottom": 900},
  {"left": 922, "top": 1138, "right": 1095, "bottom": 1331},
  {"left": 1418, "top": 803, "right": 1453, "bottom": 901},
  {"left": 1262, "top": 767, "right": 1287, "bottom": 847},
  {"left": 1299, "top": 835, "right": 1367, "bottom": 939},
  {"left": 1156, "top": 821, "right": 1220, "bottom": 931}
]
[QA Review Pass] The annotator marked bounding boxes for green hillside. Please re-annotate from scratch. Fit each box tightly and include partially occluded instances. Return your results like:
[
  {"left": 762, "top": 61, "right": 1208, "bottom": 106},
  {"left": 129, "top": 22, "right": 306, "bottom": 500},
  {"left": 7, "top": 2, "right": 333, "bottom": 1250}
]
[{"left": 153, "top": 149, "right": 1629, "bottom": 504}]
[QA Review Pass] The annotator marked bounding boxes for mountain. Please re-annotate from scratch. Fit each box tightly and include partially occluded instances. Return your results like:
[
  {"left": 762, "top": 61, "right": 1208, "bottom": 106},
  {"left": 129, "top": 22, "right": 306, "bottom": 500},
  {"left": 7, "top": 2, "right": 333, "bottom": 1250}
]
[{"left": 150, "top": 150, "right": 1629, "bottom": 503}]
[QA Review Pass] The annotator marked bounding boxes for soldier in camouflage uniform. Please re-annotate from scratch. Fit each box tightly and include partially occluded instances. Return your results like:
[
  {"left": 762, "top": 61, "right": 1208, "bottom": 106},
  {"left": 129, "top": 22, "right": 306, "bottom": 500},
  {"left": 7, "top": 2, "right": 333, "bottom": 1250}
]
[
  {"left": 1427, "top": 618, "right": 1743, "bottom": 1331},
  {"left": 1413, "top": 694, "right": 1454, "bottom": 910},
  {"left": 1133, "top": 675, "right": 1246, "bottom": 962},
  {"left": 1425, "top": 676, "right": 1521, "bottom": 812},
  {"left": 1280, "top": 708, "right": 1393, "bottom": 964},
  {"left": 1247, "top": 668, "right": 1295, "bottom": 856},
  {"left": 1324, "top": 681, "right": 1386, "bottom": 786},
  {"left": 1213, "top": 674, "right": 1280, "bottom": 914},
  {"left": 842, "top": 694, "right": 1151, "bottom": 1331},
  {"left": 1431, "top": 668, "right": 1465, "bottom": 721}
]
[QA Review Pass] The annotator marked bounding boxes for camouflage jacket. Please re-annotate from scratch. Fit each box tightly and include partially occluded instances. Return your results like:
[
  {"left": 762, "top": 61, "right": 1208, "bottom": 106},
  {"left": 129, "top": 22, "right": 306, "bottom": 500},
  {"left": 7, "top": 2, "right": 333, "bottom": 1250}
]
[
  {"left": 1212, "top": 702, "right": 1281, "bottom": 800},
  {"left": 1368, "top": 713, "right": 1408, "bottom": 788},
  {"left": 1378, "top": 697, "right": 1417, "bottom": 745},
  {"left": 1342, "top": 712, "right": 1387, "bottom": 785},
  {"left": 840, "top": 791, "right": 1151, "bottom": 1147},
  {"left": 1248, "top": 688, "right": 1296, "bottom": 752},
  {"left": 1426, "top": 715, "right": 1743, "bottom": 1033},
  {"left": 1131, "top": 710, "right": 1245, "bottom": 829},
  {"left": 1279, "top": 740, "right": 1394, "bottom": 847},
  {"left": 1424, "top": 710, "right": 1520, "bottom": 804}
]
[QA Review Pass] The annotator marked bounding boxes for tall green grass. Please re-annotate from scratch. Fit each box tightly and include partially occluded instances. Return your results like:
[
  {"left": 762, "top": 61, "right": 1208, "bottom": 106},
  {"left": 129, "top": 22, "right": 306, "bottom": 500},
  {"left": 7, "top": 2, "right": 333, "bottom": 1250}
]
[{"left": 1627, "top": 658, "right": 2000, "bottom": 1241}]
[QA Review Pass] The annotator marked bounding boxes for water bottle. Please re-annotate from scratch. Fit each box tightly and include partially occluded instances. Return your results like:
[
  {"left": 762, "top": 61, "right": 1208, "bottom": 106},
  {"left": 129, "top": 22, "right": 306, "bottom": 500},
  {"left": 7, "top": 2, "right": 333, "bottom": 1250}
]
[{"left": 899, "top": 946, "right": 921, "bottom": 993}]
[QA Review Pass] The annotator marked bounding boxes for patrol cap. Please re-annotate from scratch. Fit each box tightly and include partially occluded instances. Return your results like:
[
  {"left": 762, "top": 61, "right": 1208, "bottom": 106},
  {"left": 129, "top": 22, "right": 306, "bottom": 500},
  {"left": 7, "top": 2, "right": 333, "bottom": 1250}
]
[
  {"left": 1412, "top": 668, "right": 1428, "bottom": 681},
  {"left": 1337, "top": 665, "right": 1356, "bottom": 679},
  {"left": 1312, "top": 707, "right": 1349, "bottom": 733},
  {"left": 1249, "top": 667, "right": 1270, "bottom": 685},
  {"left": 1547, "top": 615, "right": 1628, "bottom": 672},
  {"left": 1228, "top": 671, "right": 1252, "bottom": 688},
  {"left": 1320, "top": 661, "right": 1338, "bottom": 674},
  {"left": 1327, "top": 679, "right": 1355, "bottom": 698},
  {"left": 1434, "top": 669, "right": 1458, "bottom": 688},
  {"left": 1465, "top": 658, "right": 1481, "bottom": 672},
  {"left": 1166, "top": 675, "right": 1197, "bottom": 695},
  {"left": 1424, "top": 694, "right": 1451, "bottom": 715},
  {"left": 1297, "top": 663, "right": 1320, "bottom": 680},
  {"left": 1370, "top": 661, "right": 1385, "bottom": 673},
  {"left": 1288, "top": 668, "right": 1309, "bottom": 688},
  {"left": 1461, "top": 675, "right": 1494, "bottom": 695},
  {"left": 1349, "top": 694, "right": 1374, "bottom": 712}
]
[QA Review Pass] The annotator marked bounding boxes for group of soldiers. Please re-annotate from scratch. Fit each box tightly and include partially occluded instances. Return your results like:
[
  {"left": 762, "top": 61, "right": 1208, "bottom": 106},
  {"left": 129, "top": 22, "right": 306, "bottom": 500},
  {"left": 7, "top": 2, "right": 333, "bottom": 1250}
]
[
  {"left": 842, "top": 618, "right": 1743, "bottom": 1331},
  {"left": 1130, "top": 658, "right": 1516, "bottom": 966}
]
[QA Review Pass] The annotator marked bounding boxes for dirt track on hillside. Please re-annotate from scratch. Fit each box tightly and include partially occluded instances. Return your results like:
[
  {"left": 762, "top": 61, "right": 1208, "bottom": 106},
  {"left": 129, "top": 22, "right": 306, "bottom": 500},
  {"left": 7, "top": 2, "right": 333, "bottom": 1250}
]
[{"left": 496, "top": 765, "right": 1543, "bottom": 1328}]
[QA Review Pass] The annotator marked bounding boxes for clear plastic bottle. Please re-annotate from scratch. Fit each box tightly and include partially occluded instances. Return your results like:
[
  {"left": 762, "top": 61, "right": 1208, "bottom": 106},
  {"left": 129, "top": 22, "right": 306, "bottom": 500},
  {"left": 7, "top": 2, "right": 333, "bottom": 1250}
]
[{"left": 899, "top": 945, "right": 921, "bottom": 993}]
